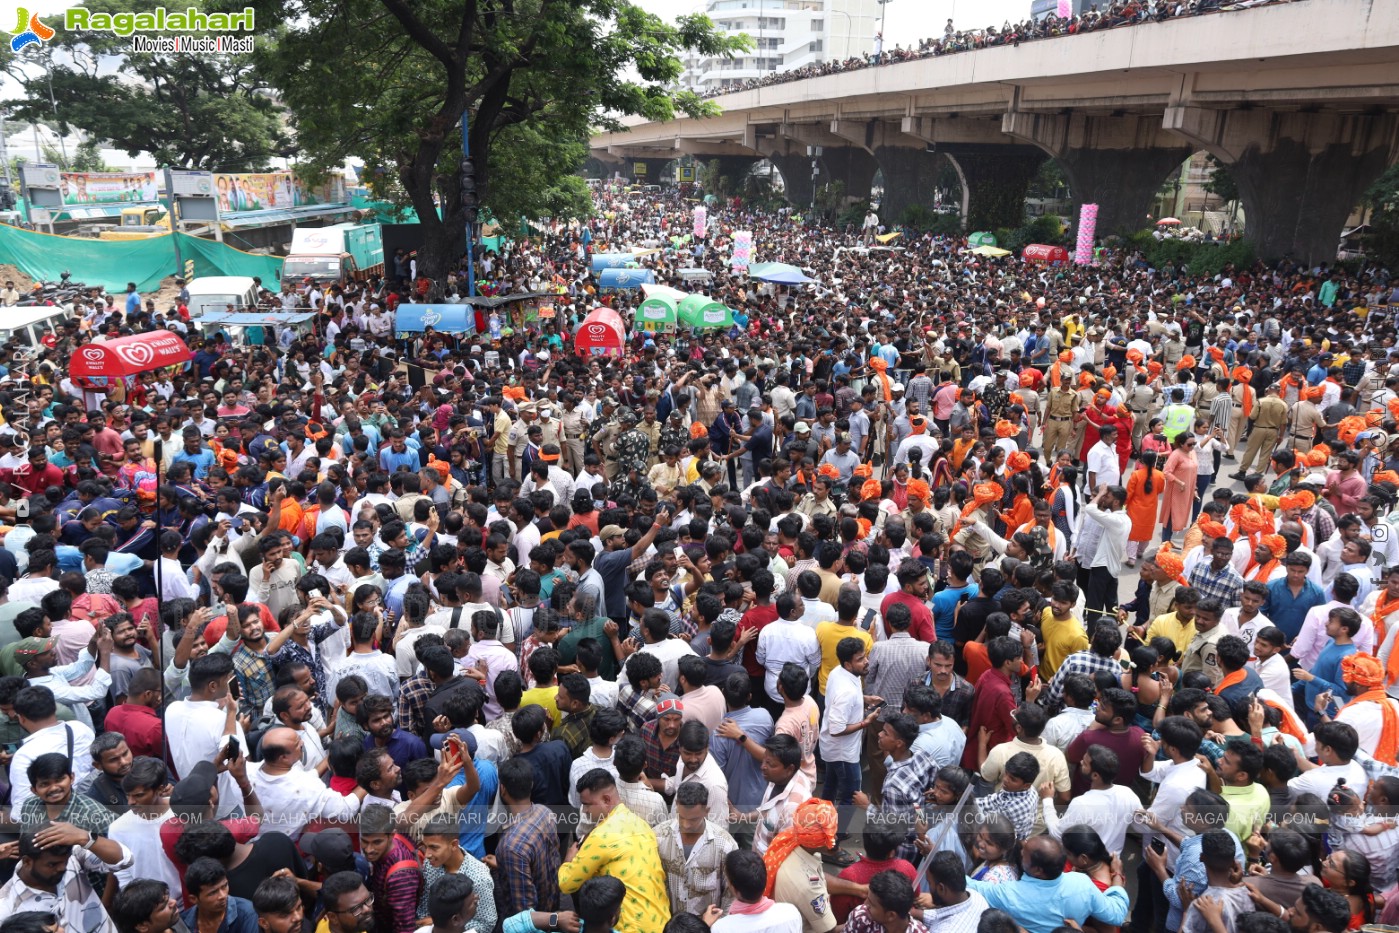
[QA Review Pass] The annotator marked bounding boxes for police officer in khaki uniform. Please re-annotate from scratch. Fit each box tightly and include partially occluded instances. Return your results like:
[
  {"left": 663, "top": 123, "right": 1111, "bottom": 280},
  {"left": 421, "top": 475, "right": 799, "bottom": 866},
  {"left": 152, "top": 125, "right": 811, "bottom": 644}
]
[
  {"left": 1233, "top": 383, "right": 1289, "bottom": 477},
  {"left": 1127, "top": 374, "right": 1158, "bottom": 450},
  {"left": 1042, "top": 385, "right": 1078, "bottom": 458},
  {"left": 590, "top": 400, "right": 623, "bottom": 481}
]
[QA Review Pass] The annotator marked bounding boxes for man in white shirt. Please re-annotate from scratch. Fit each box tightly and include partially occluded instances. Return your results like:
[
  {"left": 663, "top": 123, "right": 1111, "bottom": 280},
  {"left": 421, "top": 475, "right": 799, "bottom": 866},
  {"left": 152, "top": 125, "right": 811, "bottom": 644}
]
[
  {"left": 1081, "top": 485, "right": 1131, "bottom": 619},
  {"left": 1140, "top": 717, "right": 1208, "bottom": 871},
  {"left": 820, "top": 637, "right": 879, "bottom": 840},
  {"left": 634, "top": 609, "right": 697, "bottom": 693},
  {"left": 250, "top": 726, "right": 367, "bottom": 840},
  {"left": 17, "top": 634, "right": 114, "bottom": 729},
  {"left": 109, "top": 757, "right": 184, "bottom": 901},
  {"left": 1085, "top": 425, "right": 1121, "bottom": 493},
  {"left": 164, "top": 653, "right": 248, "bottom": 820},
  {"left": 8, "top": 686, "right": 97, "bottom": 819},
  {"left": 756, "top": 594, "right": 821, "bottom": 705},
  {"left": 1041, "top": 744, "right": 1141, "bottom": 855},
  {"left": 1288, "top": 720, "right": 1368, "bottom": 799}
]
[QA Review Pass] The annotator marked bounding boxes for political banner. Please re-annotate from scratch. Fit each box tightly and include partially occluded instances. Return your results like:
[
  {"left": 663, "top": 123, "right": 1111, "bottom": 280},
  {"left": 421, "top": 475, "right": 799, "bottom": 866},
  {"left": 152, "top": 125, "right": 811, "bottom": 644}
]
[
  {"left": 214, "top": 172, "right": 295, "bottom": 213},
  {"left": 61, "top": 171, "right": 159, "bottom": 205}
]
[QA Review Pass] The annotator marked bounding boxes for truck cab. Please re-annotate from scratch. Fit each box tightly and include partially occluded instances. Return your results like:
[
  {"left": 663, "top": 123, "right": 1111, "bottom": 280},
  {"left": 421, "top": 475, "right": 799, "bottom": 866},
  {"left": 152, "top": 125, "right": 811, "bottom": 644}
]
[
  {"left": 184, "top": 276, "right": 259, "bottom": 319},
  {"left": 282, "top": 223, "right": 383, "bottom": 287},
  {"left": 98, "top": 206, "right": 171, "bottom": 241}
]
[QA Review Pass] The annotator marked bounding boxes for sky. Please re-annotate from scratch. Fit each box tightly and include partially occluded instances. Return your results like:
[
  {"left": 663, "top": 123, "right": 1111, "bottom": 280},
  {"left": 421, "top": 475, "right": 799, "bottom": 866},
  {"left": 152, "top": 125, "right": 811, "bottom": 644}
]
[{"left": 632, "top": 0, "right": 1035, "bottom": 45}]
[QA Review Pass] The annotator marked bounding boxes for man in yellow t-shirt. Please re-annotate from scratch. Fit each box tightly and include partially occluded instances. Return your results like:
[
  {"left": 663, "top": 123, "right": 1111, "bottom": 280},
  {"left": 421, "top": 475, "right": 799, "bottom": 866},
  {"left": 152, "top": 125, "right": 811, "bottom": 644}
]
[
  {"left": 561, "top": 772, "right": 670, "bottom": 933},
  {"left": 1039, "top": 581, "right": 1088, "bottom": 680},
  {"left": 1142, "top": 587, "right": 1199, "bottom": 656},
  {"left": 815, "top": 589, "right": 873, "bottom": 695}
]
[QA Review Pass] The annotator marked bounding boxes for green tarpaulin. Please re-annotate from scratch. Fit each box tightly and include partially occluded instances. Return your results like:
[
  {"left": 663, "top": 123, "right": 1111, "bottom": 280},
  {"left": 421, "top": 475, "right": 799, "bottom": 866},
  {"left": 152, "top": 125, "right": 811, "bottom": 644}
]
[
  {"left": 967, "top": 231, "right": 997, "bottom": 247},
  {"left": 0, "top": 225, "right": 282, "bottom": 292},
  {"left": 677, "top": 294, "right": 733, "bottom": 329}
]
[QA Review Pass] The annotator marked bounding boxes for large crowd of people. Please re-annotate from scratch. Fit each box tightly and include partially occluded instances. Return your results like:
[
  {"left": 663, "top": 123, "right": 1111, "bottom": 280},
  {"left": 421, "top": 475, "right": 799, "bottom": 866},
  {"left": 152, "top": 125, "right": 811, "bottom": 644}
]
[
  {"left": 698, "top": 0, "right": 1304, "bottom": 98},
  {"left": 0, "top": 175, "right": 1393, "bottom": 933}
]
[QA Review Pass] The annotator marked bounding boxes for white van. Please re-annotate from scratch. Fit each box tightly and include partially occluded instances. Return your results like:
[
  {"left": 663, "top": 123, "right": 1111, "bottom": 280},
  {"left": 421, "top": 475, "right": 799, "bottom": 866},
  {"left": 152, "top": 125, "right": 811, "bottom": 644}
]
[
  {"left": 0, "top": 306, "right": 71, "bottom": 348},
  {"left": 185, "top": 276, "right": 259, "bottom": 319}
]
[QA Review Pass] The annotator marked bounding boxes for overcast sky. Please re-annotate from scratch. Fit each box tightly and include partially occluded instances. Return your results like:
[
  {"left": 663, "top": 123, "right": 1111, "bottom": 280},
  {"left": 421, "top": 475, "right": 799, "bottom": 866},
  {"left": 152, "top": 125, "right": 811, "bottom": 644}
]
[{"left": 633, "top": 0, "right": 1036, "bottom": 43}]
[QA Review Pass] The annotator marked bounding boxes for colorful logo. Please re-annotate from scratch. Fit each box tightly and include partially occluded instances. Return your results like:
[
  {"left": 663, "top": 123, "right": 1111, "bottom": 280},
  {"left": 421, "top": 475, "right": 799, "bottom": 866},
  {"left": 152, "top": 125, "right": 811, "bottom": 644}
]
[{"left": 9, "top": 7, "right": 55, "bottom": 51}]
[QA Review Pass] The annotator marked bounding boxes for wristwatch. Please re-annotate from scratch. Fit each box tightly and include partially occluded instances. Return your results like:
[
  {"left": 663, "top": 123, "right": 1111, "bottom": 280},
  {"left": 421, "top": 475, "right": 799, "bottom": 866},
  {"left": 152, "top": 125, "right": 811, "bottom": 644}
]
[{"left": 548, "top": 913, "right": 559, "bottom": 930}]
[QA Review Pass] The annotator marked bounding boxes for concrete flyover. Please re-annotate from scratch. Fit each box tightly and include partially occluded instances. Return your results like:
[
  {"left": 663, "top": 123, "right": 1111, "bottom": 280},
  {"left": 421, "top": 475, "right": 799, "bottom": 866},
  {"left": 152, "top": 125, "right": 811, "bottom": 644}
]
[{"left": 592, "top": 0, "right": 1399, "bottom": 262}]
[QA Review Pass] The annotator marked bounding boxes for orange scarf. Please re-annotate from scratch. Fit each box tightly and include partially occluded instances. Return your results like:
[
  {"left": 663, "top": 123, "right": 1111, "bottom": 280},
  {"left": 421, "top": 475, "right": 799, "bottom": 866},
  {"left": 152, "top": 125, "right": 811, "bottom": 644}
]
[
  {"left": 1373, "top": 592, "right": 1399, "bottom": 670},
  {"left": 1263, "top": 698, "right": 1309, "bottom": 748},
  {"left": 950, "top": 437, "right": 975, "bottom": 472},
  {"left": 869, "top": 359, "right": 893, "bottom": 403},
  {"left": 1050, "top": 362, "right": 1065, "bottom": 389},
  {"left": 1245, "top": 559, "right": 1280, "bottom": 583},
  {"left": 1239, "top": 383, "right": 1254, "bottom": 419},
  {"left": 1342, "top": 691, "right": 1399, "bottom": 766},
  {"left": 1213, "top": 669, "right": 1247, "bottom": 695}
]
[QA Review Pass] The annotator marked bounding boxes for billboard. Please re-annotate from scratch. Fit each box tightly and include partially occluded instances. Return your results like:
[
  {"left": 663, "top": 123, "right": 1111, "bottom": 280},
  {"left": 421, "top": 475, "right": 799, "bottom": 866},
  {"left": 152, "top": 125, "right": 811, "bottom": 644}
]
[
  {"left": 60, "top": 171, "right": 160, "bottom": 205},
  {"left": 212, "top": 172, "right": 348, "bottom": 213}
]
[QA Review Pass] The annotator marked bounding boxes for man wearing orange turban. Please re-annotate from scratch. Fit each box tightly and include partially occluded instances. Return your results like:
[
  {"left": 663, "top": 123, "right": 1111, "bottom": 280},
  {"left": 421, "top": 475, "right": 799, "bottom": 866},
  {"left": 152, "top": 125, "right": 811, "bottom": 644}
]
[
  {"left": 762, "top": 798, "right": 838, "bottom": 898},
  {"left": 1291, "top": 384, "right": 1327, "bottom": 450},
  {"left": 1176, "top": 355, "right": 1196, "bottom": 372},
  {"left": 1228, "top": 367, "right": 1255, "bottom": 449},
  {"left": 1339, "top": 654, "right": 1399, "bottom": 766},
  {"left": 860, "top": 478, "right": 883, "bottom": 502},
  {"left": 906, "top": 479, "right": 930, "bottom": 503}
]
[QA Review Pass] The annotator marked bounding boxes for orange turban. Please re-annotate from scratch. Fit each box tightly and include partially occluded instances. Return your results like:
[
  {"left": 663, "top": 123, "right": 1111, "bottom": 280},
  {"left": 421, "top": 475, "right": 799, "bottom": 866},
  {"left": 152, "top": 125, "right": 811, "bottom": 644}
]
[
  {"left": 1305, "top": 449, "right": 1328, "bottom": 468},
  {"left": 817, "top": 463, "right": 841, "bottom": 480},
  {"left": 1303, "top": 385, "right": 1326, "bottom": 402},
  {"left": 1126, "top": 348, "right": 1144, "bottom": 365},
  {"left": 1373, "top": 470, "right": 1399, "bottom": 486},
  {"left": 1388, "top": 398, "right": 1399, "bottom": 423},
  {"left": 1260, "top": 534, "right": 1286, "bottom": 555},
  {"left": 763, "top": 798, "right": 837, "bottom": 896},
  {"left": 972, "top": 482, "right": 1004, "bottom": 507},
  {"left": 1176, "top": 355, "right": 1196, "bottom": 371},
  {"left": 1242, "top": 506, "right": 1275, "bottom": 537},
  {"left": 853, "top": 463, "right": 873, "bottom": 479},
  {"left": 1058, "top": 350, "right": 1073, "bottom": 363},
  {"left": 690, "top": 422, "right": 709, "bottom": 439},
  {"left": 1341, "top": 653, "right": 1385, "bottom": 690},
  {"left": 1207, "top": 346, "right": 1224, "bottom": 362},
  {"left": 216, "top": 449, "right": 239, "bottom": 472},
  {"left": 860, "top": 479, "right": 883, "bottom": 501},
  {"left": 427, "top": 456, "right": 452, "bottom": 477},
  {"left": 1019, "top": 369, "right": 1042, "bottom": 388},
  {"left": 995, "top": 420, "right": 1017, "bottom": 439},
  {"left": 1078, "top": 372, "right": 1096, "bottom": 389},
  {"left": 1365, "top": 411, "right": 1384, "bottom": 428},
  {"left": 1232, "top": 366, "right": 1252, "bottom": 383},
  {"left": 909, "top": 416, "right": 928, "bottom": 436},
  {"left": 1095, "top": 388, "right": 1111, "bottom": 401},
  {"left": 1312, "top": 444, "right": 1332, "bottom": 460},
  {"left": 1009, "top": 392, "right": 1025, "bottom": 408},
  {"left": 907, "top": 479, "right": 930, "bottom": 502},
  {"left": 856, "top": 517, "right": 873, "bottom": 540},
  {"left": 1006, "top": 451, "right": 1032, "bottom": 474},
  {"left": 1337, "top": 416, "right": 1366, "bottom": 445},
  {"left": 1155, "top": 545, "right": 1188, "bottom": 586},
  {"left": 1103, "top": 364, "right": 1118, "bottom": 384},
  {"left": 1200, "top": 519, "right": 1228, "bottom": 539},
  {"left": 1147, "top": 361, "right": 1163, "bottom": 377}
]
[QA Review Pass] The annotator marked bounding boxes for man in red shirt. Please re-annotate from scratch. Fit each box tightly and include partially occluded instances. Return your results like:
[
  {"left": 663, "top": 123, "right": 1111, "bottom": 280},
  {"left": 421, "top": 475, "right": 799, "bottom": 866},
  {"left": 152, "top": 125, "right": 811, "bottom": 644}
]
[
  {"left": 737, "top": 569, "right": 779, "bottom": 695},
  {"left": 2, "top": 447, "right": 70, "bottom": 497},
  {"left": 880, "top": 564, "right": 936, "bottom": 642},
  {"left": 102, "top": 667, "right": 164, "bottom": 759},
  {"left": 961, "top": 635, "right": 1020, "bottom": 771}
]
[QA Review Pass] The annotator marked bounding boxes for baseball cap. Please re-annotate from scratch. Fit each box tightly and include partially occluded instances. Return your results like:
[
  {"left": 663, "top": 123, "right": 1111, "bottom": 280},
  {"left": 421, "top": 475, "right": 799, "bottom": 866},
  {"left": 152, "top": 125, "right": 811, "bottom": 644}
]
[
  {"left": 170, "top": 760, "right": 219, "bottom": 808},
  {"left": 13, "top": 636, "right": 54, "bottom": 658},
  {"left": 300, "top": 829, "right": 356, "bottom": 873},
  {"left": 599, "top": 524, "right": 626, "bottom": 541},
  {"left": 428, "top": 728, "right": 479, "bottom": 758},
  {"left": 794, "top": 422, "right": 811, "bottom": 434}
]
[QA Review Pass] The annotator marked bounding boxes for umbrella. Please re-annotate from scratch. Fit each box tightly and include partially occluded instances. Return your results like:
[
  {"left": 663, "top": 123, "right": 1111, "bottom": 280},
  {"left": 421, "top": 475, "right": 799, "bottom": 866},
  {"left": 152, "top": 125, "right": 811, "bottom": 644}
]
[
  {"left": 748, "top": 262, "right": 816, "bottom": 284},
  {"left": 1156, "top": 217, "right": 1182, "bottom": 225},
  {"left": 967, "top": 245, "right": 1011, "bottom": 257}
]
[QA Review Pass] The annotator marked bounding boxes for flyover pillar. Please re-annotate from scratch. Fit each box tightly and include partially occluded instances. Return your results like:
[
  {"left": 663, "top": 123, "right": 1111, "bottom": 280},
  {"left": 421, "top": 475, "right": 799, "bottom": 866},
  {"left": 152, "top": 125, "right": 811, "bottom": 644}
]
[
  {"left": 820, "top": 147, "right": 879, "bottom": 203},
  {"left": 1163, "top": 108, "right": 1398, "bottom": 264},
  {"left": 941, "top": 144, "right": 1046, "bottom": 232},
  {"left": 874, "top": 147, "right": 943, "bottom": 223},
  {"left": 1003, "top": 112, "right": 1193, "bottom": 236},
  {"left": 769, "top": 154, "right": 817, "bottom": 209}
]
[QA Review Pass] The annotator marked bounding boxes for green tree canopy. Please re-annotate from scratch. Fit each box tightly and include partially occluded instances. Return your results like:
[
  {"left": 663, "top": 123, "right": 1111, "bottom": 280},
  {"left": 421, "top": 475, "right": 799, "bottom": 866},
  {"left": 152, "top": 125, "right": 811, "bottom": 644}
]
[{"left": 255, "top": 0, "right": 748, "bottom": 281}]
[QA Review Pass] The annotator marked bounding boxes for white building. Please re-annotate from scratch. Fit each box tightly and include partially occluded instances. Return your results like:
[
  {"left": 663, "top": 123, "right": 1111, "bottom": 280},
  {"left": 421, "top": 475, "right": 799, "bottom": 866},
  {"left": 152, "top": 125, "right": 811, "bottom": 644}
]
[{"left": 680, "top": 0, "right": 883, "bottom": 94}]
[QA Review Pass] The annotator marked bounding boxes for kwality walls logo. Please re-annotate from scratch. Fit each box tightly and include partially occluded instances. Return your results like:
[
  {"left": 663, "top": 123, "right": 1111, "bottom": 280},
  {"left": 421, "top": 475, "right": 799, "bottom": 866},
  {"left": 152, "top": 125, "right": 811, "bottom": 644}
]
[{"left": 9, "top": 6, "right": 257, "bottom": 53}]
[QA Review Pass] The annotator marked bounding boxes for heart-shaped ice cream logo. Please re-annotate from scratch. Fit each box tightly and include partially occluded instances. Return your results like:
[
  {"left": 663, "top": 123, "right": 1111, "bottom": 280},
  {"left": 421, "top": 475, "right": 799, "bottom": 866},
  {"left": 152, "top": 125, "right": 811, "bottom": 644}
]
[
  {"left": 587, "top": 324, "right": 607, "bottom": 337},
  {"left": 423, "top": 311, "right": 442, "bottom": 327},
  {"left": 115, "top": 343, "right": 155, "bottom": 368},
  {"left": 81, "top": 347, "right": 105, "bottom": 362}
]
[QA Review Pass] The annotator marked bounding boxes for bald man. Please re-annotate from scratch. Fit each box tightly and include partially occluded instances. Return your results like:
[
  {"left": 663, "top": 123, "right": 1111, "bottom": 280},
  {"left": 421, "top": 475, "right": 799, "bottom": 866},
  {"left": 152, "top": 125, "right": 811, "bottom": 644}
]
[{"left": 249, "top": 726, "right": 367, "bottom": 840}]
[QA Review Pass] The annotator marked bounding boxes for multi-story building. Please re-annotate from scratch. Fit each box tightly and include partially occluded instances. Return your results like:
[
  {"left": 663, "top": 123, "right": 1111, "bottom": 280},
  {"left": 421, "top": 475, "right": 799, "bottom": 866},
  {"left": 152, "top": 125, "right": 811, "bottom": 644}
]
[
  {"left": 1030, "top": 0, "right": 1092, "bottom": 20},
  {"left": 680, "top": 0, "right": 883, "bottom": 94}
]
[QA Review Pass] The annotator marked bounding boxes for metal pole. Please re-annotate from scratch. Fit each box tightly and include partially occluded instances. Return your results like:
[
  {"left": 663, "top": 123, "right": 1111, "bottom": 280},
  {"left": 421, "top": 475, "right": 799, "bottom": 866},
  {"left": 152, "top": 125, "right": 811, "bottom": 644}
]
[
  {"left": 462, "top": 112, "right": 477, "bottom": 299},
  {"left": 163, "top": 166, "right": 183, "bottom": 277},
  {"left": 0, "top": 113, "right": 13, "bottom": 194}
]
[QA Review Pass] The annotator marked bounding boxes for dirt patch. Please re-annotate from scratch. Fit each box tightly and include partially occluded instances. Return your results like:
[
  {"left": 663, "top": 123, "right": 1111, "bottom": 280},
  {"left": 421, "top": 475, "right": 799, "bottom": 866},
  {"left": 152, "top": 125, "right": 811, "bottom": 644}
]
[
  {"left": 0, "top": 265, "right": 34, "bottom": 290},
  {"left": 149, "top": 276, "right": 184, "bottom": 308}
]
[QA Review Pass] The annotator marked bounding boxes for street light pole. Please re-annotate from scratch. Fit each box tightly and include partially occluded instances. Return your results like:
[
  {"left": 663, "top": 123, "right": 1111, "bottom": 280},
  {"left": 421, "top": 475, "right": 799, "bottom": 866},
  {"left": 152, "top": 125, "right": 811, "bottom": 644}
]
[{"left": 877, "top": 0, "right": 893, "bottom": 60}]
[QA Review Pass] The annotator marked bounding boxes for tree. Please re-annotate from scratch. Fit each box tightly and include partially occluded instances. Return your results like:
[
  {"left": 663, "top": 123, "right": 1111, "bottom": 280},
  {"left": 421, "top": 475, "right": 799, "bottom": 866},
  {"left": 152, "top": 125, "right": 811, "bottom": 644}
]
[
  {"left": 2, "top": 0, "right": 291, "bottom": 170},
  {"left": 1202, "top": 155, "right": 1239, "bottom": 203},
  {"left": 39, "top": 138, "right": 112, "bottom": 173},
  {"left": 257, "top": 0, "right": 748, "bottom": 283},
  {"left": 1362, "top": 162, "right": 1399, "bottom": 267}
]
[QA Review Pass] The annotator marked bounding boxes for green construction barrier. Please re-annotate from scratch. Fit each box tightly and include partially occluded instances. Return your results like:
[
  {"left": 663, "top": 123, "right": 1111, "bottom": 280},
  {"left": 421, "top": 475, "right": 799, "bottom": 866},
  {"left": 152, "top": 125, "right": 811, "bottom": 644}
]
[{"left": 0, "top": 225, "right": 282, "bottom": 292}]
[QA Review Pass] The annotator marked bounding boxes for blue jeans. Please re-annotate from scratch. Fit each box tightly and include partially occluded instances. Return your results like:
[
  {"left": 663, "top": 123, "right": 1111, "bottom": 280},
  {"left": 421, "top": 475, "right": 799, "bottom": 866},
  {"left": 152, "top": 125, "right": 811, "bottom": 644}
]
[
  {"left": 822, "top": 759, "right": 861, "bottom": 836},
  {"left": 1191, "top": 473, "right": 1211, "bottom": 520}
]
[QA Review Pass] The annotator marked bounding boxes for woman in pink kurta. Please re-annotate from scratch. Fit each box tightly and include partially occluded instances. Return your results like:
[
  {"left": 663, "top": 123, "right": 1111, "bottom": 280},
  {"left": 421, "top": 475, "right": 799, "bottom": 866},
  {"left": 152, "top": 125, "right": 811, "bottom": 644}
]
[{"left": 1159, "top": 433, "right": 1199, "bottom": 541}]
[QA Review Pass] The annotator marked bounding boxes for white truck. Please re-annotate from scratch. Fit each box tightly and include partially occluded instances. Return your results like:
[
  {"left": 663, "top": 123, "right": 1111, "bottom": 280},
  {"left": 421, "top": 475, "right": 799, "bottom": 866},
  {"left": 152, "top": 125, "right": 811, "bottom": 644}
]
[{"left": 282, "top": 223, "right": 384, "bottom": 286}]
